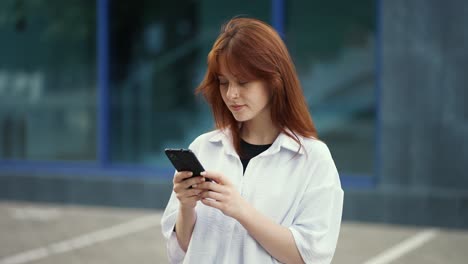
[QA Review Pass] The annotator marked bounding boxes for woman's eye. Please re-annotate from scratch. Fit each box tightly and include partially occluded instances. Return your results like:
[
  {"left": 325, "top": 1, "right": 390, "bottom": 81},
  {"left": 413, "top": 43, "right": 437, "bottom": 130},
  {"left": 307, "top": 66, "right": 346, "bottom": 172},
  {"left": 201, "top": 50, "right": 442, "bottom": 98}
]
[
  {"left": 238, "top": 81, "right": 249, "bottom": 86},
  {"left": 219, "top": 82, "right": 228, "bottom": 86}
]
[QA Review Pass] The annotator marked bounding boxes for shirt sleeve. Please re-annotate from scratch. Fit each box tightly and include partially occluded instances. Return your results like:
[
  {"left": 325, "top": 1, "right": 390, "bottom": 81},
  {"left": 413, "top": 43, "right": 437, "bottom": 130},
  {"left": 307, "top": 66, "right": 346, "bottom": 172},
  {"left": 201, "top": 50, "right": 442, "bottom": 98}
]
[
  {"left": 288, "top": 158, "right": 344, "bottom": 264},
  {"left": 160, "top": 180, "right": 186, "bottom": 263}
]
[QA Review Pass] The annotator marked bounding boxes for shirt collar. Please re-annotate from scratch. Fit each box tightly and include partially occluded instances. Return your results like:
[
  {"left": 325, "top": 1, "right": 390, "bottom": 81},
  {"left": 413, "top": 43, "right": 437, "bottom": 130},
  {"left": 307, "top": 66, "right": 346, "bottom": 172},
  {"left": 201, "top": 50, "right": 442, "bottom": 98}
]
[
  {"left": 263, "top": 130, "right": 305, "bottom": 156},
  {"left": 208, "top": 128, "right": 305, "bottom": 156},
  {"left": 208, "top": 129, "right": 237, "bottom": 157}
]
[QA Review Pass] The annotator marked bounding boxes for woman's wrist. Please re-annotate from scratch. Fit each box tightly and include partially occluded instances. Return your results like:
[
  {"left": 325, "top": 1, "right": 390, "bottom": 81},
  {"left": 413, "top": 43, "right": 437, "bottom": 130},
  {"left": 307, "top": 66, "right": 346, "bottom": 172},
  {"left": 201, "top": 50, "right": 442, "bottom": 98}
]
[
  {"left": 179, "top": 204, "right": 196, "bottom": 213},
  {"left": 233, "top": 198, "right": 253, "bottom": 224},
  {"left": 176, "top": 205, "right": 196, "bottom": 231},
  {"left": 178, "top": 205, "right": 197, "bottom": 225},
  {"left": 176, "top": 204, "right": 198, "bottom": 252}
]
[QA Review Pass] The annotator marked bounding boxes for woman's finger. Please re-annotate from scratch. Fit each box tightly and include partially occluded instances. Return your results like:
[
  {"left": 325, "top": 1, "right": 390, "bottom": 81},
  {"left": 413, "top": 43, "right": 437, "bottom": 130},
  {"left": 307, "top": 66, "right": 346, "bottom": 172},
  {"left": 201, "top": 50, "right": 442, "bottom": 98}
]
[
  {"left": 173, "top": 176, "right": 205, "bottom": 192},
  {"left": 200, "top": 197, "right": 223, "bottom": 210},
  {"left": 194, "top": 181, "right": 225, "bottom": 193},
  {"left": 182, "top": 176, "right": 205, "bottom": 189},
  {"left": 184, "top": 188, "right": 203, "bottom": 198},
  {"left": 173, "top": 171, "right": 193, "bottom": 184},
  {"left": 178, "top": 188, "right": 203, "bottom": 199},
  {"left": 200, "top": 171, "right": 231, "bottom": 185},
  {"left": 200, "top": 190, "right": 225, "bottom": 201}
]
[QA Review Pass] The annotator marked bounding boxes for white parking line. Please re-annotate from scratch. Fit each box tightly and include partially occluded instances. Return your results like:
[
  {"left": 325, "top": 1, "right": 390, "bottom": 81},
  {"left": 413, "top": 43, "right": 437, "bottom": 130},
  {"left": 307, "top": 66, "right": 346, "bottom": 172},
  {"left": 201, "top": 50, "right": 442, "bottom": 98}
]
[
  {"left": 362, "top": 229, "right": 439, "bottom": 264},
  {"left": 10, "top": 207, "right": 62, "bottom": 221},
  {"left": 0, "top": 214, "right": 162, "bottom": 264}
]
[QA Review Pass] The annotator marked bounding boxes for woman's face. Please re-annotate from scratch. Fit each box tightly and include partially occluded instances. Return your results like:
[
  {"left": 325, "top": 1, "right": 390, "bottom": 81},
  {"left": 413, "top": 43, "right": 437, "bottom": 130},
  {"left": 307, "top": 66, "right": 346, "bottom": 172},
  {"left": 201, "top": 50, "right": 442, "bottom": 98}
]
[{"left": 218, "top": 63, "right": 271, "bottom": 124}]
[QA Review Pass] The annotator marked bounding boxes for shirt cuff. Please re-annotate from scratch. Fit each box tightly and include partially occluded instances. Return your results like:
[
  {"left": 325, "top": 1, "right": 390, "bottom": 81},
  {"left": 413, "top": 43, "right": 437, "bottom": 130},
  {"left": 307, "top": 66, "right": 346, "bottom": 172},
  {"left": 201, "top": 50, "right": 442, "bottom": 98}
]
[{"left": 167, "top": 230, "right": 186, "bottom": 264}]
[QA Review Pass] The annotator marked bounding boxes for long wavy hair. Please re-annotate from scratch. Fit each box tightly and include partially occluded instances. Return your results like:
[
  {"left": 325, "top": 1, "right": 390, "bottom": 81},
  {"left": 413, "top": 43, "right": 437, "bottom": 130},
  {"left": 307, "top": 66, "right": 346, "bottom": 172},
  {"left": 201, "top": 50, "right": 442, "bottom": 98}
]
[{"left": 196, "top": 17, "right": 318, "bottom": 156}]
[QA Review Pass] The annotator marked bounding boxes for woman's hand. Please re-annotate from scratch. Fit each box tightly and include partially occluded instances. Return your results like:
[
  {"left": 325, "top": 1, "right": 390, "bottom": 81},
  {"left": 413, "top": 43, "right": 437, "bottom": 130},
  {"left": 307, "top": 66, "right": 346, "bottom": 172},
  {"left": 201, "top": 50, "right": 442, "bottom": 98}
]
[
  {"left": 173, "top": 171, "right": 206, "bottom": 209},
  {"left": 195, "top": 171, "right": 247, "bottom": 219}
]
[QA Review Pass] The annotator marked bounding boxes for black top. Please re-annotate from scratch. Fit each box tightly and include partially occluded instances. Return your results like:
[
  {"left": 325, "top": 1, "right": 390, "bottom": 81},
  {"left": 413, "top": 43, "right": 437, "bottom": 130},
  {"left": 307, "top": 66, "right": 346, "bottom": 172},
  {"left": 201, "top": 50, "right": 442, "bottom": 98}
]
[{"left": 240, "top": 139, "right": 272, "bottom": 174}]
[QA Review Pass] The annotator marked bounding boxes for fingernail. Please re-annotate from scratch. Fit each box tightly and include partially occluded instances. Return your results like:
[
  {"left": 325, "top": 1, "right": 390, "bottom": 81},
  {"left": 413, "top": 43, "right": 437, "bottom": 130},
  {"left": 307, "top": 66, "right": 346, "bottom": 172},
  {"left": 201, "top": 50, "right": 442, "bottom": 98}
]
[
  {"left": 188, "top": 172, "right": 193, "bottom": 176},
  {"left": 200, "top": 171, "right": 206, "bottom": 176},
  {"left": 192, "top": 184, "right": 197, "bottom": 188}
]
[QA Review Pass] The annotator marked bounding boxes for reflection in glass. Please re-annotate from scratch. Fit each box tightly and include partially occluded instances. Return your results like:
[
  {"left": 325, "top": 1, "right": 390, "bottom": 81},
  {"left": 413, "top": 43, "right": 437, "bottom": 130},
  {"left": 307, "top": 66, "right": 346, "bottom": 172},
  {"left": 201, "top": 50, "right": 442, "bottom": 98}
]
[
  {"left": 287, "top": 0, "right": 376, "bottom": 175},
  {"left": 109, "top": 0, "right": 270, "bottom": 166},
  {"left": 0, "top": 1, "right": 97, "bottom": 161}
]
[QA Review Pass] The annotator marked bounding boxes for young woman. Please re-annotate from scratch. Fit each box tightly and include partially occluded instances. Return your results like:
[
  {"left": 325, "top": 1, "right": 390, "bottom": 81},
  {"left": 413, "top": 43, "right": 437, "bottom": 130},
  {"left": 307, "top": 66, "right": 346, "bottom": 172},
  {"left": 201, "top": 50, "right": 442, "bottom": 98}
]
[{"left": 161, "top": 17, "right": 343, "bottom": 264}]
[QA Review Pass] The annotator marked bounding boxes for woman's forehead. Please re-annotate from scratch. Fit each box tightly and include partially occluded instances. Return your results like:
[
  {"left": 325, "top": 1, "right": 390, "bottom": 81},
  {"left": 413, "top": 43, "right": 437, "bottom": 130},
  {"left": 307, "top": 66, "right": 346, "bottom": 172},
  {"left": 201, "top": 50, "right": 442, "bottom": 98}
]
[{"left": 216, "top": 53, "right": 254, "bottom": 80}]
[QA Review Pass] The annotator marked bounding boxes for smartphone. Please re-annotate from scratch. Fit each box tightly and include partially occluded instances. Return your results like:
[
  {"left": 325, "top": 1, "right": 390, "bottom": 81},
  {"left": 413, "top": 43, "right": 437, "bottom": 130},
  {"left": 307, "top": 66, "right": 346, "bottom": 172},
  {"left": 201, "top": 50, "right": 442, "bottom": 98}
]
[{"left": 164, "top": 148, "right": 211, "bottom": 181}]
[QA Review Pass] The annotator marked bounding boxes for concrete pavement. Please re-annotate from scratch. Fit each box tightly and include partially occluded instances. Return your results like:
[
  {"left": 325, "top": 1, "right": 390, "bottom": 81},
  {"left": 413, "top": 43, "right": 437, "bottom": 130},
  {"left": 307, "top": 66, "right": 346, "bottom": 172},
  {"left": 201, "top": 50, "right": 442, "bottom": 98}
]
[{"left": 1, "top": 201, "right": 467, "bottom": 264}]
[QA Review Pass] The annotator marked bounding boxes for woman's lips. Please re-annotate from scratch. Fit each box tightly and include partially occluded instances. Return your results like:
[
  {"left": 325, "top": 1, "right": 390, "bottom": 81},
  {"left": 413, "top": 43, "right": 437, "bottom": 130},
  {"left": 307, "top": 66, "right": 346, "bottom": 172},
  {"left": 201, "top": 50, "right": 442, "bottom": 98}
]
[{"left": 230, "top": 105, "right": 245, "bottom": 111}]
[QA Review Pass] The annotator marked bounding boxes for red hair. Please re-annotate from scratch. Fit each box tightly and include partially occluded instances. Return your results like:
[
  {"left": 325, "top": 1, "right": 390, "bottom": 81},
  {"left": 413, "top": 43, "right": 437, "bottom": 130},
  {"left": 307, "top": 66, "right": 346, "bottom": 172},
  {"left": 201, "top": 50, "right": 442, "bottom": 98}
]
[{"left": 196, "top": 17, "right": 318, "bottom": 155}]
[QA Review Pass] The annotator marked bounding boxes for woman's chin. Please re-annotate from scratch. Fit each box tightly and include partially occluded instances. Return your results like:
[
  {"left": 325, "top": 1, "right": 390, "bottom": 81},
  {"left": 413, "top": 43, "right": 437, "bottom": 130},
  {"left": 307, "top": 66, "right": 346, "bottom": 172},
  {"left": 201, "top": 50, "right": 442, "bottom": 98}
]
[{"left": 231, "top": 111, "right": 252, "bottom": 121}]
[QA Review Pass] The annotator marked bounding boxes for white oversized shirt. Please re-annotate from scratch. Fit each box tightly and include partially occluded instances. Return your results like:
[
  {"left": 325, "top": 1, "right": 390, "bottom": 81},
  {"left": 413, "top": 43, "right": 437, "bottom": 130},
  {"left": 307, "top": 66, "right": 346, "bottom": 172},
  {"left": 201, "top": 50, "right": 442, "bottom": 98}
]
[{"left": 161, "top": 129, "right": 344, "bottom": 264}]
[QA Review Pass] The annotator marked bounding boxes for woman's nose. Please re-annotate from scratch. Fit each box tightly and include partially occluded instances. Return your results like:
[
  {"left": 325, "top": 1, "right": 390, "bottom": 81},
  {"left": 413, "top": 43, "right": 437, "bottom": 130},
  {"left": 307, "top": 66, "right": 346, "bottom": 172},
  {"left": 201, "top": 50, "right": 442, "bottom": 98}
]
[{"left": 226, "top": 84, "right": 239, "bottom": 99}]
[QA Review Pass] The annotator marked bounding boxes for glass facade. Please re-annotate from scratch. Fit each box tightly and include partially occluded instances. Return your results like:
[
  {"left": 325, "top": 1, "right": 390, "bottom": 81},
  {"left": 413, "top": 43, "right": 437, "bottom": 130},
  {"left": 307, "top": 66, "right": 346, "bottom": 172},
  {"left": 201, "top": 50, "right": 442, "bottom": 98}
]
[
  {"left": 0, "top": 0, "right": 376, "bottom": 178},
  {"left": 287, "top": 0, "right": 376, "bottom": 175},
  {"left": 0, "top": 1, "right": 97, "bottom": 161},
  {"left": 108, "top": 0, "right": 271, "bottom": 167}
]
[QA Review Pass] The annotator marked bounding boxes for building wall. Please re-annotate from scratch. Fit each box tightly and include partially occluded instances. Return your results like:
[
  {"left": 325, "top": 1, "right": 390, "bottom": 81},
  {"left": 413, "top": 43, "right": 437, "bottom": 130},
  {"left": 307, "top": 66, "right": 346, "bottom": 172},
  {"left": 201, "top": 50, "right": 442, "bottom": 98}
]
[
  {"left": 381, "top": 0, "right": 468, "bottom": 190},
  {"left": 343, "top": 0, "right": 468, "bottom": 228}
]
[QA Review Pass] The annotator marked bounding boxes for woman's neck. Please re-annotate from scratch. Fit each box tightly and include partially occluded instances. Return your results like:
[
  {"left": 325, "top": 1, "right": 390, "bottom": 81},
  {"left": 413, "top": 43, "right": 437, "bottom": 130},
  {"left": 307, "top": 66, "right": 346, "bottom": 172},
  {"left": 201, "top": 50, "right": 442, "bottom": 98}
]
[{"left": 240, "top": 120, "right": 280, "bottom": 145}]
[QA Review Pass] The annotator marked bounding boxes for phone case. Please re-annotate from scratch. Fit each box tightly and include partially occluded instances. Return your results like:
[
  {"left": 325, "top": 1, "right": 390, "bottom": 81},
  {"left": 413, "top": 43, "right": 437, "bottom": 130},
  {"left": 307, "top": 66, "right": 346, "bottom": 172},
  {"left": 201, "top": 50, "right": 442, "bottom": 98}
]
[{"left": 164, "top": 148, "right": 205, "bottom": 176}]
